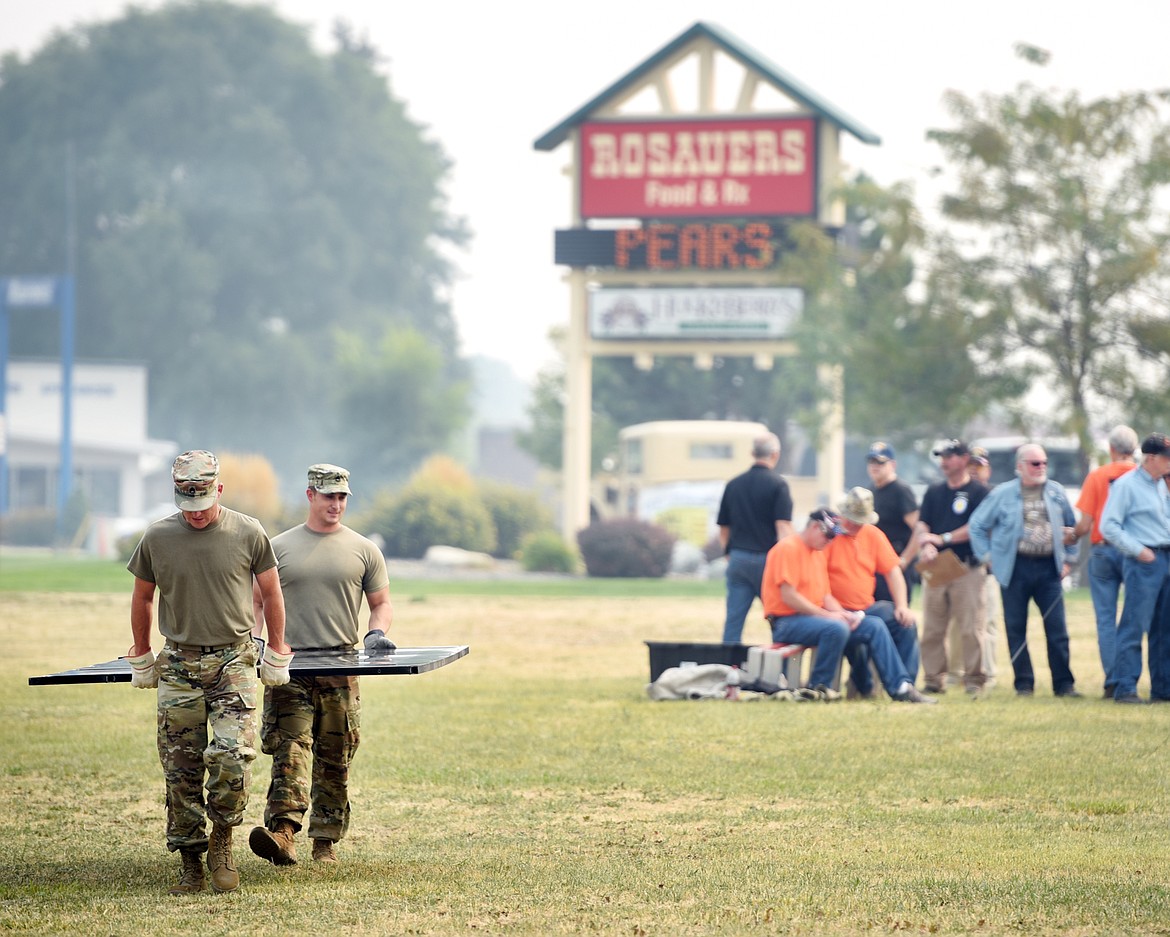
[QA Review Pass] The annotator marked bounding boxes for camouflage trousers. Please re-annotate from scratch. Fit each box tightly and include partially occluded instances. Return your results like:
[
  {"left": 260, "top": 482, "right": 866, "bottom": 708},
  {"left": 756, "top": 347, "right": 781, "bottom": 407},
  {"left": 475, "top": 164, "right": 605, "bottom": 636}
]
[
  {"left": 156, "top": 640, "right": 258, "bottom": 853},
  {"left": 260, "top": 674, "right": 360, "bottom": 843}
]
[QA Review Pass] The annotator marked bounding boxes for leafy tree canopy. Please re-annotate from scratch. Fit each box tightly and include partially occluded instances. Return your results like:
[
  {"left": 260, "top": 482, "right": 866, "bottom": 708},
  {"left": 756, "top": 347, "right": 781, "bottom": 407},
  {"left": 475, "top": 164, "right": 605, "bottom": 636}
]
[
  {"left": 926, "top": 43, "right": 1170, "bottom": 449},
  {"left": 0, "top": 1, "right": 469, "bottom": 494}
]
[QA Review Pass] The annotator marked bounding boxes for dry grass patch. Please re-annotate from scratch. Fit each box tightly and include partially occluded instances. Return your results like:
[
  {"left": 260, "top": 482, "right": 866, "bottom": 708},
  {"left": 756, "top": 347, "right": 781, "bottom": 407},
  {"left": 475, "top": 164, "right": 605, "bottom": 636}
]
[{"left": 4, "top": 584, "right": 1170, "bottom": 934}]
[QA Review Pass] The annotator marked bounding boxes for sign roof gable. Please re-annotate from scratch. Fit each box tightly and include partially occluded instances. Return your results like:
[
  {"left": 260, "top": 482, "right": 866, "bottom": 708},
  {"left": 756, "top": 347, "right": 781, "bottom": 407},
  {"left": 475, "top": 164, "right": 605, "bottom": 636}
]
[{"left": 534, "top": 20, "right": 880, "bottom": 151}]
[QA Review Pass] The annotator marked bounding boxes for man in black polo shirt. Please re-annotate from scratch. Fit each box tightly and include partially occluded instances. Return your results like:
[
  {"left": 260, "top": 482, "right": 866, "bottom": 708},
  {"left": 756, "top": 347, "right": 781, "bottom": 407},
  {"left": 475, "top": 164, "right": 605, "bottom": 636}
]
[
  {"left": 864, "top": 440, "right": 920, "bottom": 604},
  {"left": 716, "top": 432, "right": 794, "bottom": 642}
]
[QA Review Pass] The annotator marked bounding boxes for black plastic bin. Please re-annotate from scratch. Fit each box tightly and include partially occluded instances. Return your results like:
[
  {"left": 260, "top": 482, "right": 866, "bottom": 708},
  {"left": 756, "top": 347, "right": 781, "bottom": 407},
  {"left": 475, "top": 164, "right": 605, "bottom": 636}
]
[{"left": 644, "top": 641, "right": 752, "bottom": 682}]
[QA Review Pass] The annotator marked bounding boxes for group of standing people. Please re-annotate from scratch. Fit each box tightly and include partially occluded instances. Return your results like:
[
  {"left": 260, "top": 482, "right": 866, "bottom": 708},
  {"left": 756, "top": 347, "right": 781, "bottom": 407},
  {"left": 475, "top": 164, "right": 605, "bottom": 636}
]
[
  {"left": 716, "top": 427, "right": 1170, "bottom": 705},
  {"left": 127, "top": 451, "right": 393, "bottom": 894}
]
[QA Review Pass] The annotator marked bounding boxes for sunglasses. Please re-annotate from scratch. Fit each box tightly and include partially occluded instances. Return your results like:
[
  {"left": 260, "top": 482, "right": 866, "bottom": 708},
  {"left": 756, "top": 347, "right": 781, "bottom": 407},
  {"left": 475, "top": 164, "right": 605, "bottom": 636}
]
[
  {"left": 819, "top": 520, "right": 839, "bottom": 540},
  {"left": 1025, "top": 460, "right": 1048, "bottom": 467}
]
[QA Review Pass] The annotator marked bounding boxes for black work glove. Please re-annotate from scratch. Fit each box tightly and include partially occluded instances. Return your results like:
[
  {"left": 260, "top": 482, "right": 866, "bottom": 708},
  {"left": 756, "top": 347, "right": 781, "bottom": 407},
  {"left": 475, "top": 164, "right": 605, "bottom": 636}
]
[{"left": 363, "top": 629, "right": 396, "bottom": 652}]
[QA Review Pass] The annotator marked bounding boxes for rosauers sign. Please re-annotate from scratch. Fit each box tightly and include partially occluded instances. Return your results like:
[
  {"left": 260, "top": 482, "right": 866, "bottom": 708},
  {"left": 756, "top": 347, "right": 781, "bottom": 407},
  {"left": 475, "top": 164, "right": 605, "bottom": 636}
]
[{"left": 580, "top": 117, "right": 816, "bottom": 219}]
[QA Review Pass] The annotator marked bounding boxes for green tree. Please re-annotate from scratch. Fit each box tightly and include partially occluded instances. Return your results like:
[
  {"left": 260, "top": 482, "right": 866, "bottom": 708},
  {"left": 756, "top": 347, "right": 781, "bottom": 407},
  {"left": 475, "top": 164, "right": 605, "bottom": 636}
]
[
  {"left": 332, "top": 327, "right": 470, "bottom": 487},
  {"left": 0, "top": 2, "right": 468, "bottom": 492},
  {"left": 804, "top": 175, "right": 1022, "bottom": 449},
  {"left": 926, "top": 44, "right": 1170, "bottom": 450}
]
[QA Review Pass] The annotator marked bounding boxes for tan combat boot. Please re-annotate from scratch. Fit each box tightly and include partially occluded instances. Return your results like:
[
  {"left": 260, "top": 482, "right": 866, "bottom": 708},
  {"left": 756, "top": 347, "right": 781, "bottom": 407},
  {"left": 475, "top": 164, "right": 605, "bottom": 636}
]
[
  {"left": 168, "top": 849, "right": 206, "bottom": 895},
  {"left": 248, "top": 819, "right": 298, "bottom": 866},
  {"left": 311, "top": 838, "right": 337, "bottom": 863},
  {"left": 207, "top": 823, "right": 239, "bottom": 892}
]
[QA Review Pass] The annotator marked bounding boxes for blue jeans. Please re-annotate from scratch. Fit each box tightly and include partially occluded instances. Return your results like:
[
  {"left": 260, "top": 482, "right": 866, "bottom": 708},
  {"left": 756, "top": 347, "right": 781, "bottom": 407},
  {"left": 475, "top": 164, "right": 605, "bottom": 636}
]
[
  {"left": 846, "top": 601, "right": 921, "bottom": 696},
  {"left": 843, "top": 611, "right": 913, "bottom": 697},
  {"left": 722, "top": 550, "right": 768, "bottom": 643},
  {"left": 770, "top": 615, "right": 849, "bottom": 688},
  {"left": 1088, "top": 543, "right": 1126, "bottom": 690},
  {"left": 1001, "top": 554, "right": 1074, "bottom": 694},
  {"left": 1114, "top": 549, "right": 1170, "bottom": 699}
]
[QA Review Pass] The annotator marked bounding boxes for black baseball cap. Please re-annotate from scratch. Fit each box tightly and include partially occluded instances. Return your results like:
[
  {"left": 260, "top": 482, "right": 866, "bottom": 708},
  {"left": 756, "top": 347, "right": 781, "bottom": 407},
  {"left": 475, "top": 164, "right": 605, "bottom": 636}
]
[
  {"left": 1140, "top": 433, "right": 1170, "bottom": 456},
  {"left": 932, "top": 439, "right": 970, "bottom": 457}
]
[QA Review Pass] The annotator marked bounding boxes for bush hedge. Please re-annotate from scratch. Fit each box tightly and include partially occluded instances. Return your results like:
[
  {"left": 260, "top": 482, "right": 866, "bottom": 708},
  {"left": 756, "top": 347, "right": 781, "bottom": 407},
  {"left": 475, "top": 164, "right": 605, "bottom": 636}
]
[
  {"left": 479, "top": 481, "right": 555, "bottom": 559},
  {"left": 519, "top": 530, "right": 578, "bottom": 573},
  {"left": 576, "top": 518, "right": 675, "bottom": 578},
  {"left": 362, "top": 483, "right": 496, "bottom": 559}
]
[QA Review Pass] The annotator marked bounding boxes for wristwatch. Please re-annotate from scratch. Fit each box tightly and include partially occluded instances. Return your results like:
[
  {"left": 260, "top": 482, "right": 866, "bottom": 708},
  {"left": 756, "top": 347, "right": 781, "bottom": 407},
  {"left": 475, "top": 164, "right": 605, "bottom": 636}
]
[{"left": 942, "top": 531, "right": 953, "bottom": 546}]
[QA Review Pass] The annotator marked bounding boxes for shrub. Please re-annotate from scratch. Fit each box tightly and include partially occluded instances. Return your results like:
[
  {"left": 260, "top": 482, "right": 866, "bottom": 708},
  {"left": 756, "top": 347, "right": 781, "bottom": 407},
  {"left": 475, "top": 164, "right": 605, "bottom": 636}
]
[
  {"left": 576, "top": 518, "right": 675, "bottom": 578},
  {"left": 702, "top": 535, "right": 725, "bottom": 562},
  {"left": 363, "top": 483, "right": 496, "bottom": 558},
  {"left": 218, "top": 452, "right": 282, "bottom": 531},
  {"left": 410, "top": 454, "right": 476, "bottom": 493},
  {"left": 0, "top": 509, "right": 57, "bottom": 547},
  {"left": 519, "top": 530, "right": 578, "bottom": 574},
  {"left": 479, "top": 481, "right": 555, "bottom": 559},
  {"left": 116, "top": 531, "right": 143, "bottom": 563}
]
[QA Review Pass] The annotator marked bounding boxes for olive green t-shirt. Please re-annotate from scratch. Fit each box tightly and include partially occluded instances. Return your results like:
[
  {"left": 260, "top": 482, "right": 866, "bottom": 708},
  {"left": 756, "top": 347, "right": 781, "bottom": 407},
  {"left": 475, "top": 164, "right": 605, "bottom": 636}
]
[
  {"left": 127, "top": 507, "right": 277, "bottom": 645},
  {"left": 273, "top": 523, "right": 390, "bottom": 649}
]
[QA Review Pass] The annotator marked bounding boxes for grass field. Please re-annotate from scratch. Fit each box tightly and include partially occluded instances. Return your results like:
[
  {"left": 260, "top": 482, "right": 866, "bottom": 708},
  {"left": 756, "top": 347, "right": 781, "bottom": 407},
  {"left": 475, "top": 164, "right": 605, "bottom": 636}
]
[{"left": 2, "top": 555, "right": 1169, "bottom": 935}]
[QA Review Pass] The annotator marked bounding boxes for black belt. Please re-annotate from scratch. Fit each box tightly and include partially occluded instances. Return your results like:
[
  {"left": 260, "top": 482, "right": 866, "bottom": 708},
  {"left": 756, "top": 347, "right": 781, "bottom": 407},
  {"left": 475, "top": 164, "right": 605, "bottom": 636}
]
[
  {"left": 1150, "top": 545, "right": 1170, "bottom": 552},
  {"left": 165, "top": 640, "right": 246, "bottom": 653}
]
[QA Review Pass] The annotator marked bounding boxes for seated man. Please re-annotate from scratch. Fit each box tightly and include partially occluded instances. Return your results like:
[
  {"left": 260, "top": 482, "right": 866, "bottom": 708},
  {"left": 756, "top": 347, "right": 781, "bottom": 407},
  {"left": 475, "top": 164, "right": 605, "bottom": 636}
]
[
  {"left": 762, "top": 509, "right": 933, "bottom": 703},
  {"left": 826, "top": 487, "right": 922, "bottom": 698}
]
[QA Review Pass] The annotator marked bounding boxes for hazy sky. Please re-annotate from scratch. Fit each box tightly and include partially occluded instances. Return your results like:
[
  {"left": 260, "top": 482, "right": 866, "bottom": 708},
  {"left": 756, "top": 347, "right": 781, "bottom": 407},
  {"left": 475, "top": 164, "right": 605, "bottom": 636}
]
[{"left": 6, "top": 0, "right": 1168, "bottom": 382}]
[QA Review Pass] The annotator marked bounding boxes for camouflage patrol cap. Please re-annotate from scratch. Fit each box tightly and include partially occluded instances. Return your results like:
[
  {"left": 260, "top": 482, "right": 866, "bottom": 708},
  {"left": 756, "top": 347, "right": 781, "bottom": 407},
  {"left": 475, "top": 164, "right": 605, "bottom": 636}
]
[
  {"left": 307, "top": 463, "right": 351, "bottom": 495},
  {"left": 172, "top": 450, "right": 220, "bottom": 511}
]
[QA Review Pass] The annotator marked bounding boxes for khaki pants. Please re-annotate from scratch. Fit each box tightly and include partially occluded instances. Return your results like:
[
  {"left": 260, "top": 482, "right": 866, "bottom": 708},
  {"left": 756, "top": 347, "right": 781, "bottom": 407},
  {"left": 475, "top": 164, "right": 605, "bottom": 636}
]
[{"left": 921, "top": 565, "right": 988, "bottom": 690}]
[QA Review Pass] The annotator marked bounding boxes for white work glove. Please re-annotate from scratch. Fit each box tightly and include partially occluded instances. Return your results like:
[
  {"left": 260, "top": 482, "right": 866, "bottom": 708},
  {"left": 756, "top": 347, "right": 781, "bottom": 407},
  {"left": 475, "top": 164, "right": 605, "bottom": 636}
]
[
  {"left": 363, "top": 629, "right": 396, "bottom": 652},
  {"left": 259, "top": 646, "right": 294, "bottom": 686},
  {"left": 127, "top": 649, "right": 158, "bottom": 689}
]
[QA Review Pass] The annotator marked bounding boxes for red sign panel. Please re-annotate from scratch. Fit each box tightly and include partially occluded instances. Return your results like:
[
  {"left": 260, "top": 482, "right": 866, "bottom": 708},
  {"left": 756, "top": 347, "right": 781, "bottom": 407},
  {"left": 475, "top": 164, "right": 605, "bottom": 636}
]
[{"left": 579, "top": 117, "right": 817, "bottom": 219}]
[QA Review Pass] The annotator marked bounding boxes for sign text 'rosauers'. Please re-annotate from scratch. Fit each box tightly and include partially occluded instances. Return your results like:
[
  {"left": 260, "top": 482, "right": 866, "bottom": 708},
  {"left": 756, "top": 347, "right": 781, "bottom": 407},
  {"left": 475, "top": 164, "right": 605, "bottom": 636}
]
[{"left": 580, "top": 117, "right": 817, "bottom": 219}]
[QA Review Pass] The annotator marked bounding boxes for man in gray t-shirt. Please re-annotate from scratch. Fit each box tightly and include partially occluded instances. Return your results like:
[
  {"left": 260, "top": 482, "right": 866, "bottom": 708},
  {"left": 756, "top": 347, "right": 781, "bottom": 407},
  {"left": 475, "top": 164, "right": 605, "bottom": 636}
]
[
  {"left": 127, "top": 449, "right": 291, "bottom": 895},
  {"left": 249, "top": 463, "right": 392, "bottom": 866}
]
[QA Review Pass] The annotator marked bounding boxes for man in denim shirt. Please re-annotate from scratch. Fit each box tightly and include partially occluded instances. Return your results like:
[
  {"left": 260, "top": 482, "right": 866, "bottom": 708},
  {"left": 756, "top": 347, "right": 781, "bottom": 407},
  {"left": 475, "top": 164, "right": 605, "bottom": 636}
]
[
  {"left": 969, "top": 443, "right": 1080, "bottom": 697},
  {"left": 1100, "top": 433, "right": 1170, "bottom": 704}
]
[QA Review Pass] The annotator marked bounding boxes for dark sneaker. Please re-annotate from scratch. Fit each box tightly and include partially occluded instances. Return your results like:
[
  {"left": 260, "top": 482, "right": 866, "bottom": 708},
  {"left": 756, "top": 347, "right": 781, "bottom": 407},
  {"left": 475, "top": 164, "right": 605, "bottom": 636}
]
[
  {"left": 896, "top": 685, "right": 938, "bottom": 704},
  {"left": 1055, "top": 688, "right": 1083, "bottom": 698},
  {"left": 923, "top": 684, "right": 946, "bottom": 694},
  {"left": 1115, "top": 694, "right": 1149, "bottom": 705},
  {"left": 795, "top": 685, "right": 841, "bottom": 702}
]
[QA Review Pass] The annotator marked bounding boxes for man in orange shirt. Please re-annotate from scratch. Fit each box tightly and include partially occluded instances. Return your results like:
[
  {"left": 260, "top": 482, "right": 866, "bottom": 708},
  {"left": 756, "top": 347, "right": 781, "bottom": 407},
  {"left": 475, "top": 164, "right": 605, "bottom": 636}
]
[
  {"left": 826, "top": 487, "right": 925, "bottom": 700},
  {"left": 1073, "top": 425, "right": 1139, "bottom": 698},
  {"left": 761, "top": 509, "right": 852, "bottom": 700}
]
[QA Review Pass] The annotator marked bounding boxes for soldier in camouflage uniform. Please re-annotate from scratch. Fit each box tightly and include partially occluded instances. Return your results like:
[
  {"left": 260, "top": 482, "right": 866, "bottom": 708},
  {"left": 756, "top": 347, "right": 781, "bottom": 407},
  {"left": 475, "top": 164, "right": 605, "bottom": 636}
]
[
  {"left": 126, "top": 450, "right": 294, "bottom": 895},
  {"left": 250, "top": 463, "right": 393, "bottom": 866}
]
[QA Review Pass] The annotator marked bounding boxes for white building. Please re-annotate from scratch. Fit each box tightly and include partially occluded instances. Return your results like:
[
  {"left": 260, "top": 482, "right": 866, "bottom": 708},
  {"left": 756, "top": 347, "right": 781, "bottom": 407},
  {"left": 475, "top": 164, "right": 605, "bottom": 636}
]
[{"left": 3, "top": 358, "right": 176, "bottom": 549}]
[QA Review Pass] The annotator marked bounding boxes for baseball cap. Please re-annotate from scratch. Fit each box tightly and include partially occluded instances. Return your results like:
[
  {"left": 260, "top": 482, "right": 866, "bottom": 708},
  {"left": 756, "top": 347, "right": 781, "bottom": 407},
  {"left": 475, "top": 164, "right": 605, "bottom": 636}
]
[
  {"left": 1140, "top": 433, "right": 1170, "bottom": 457},
  {"left": 808, "top": 507, "right": 843, "bottom": 539},
  {"left": 969, "top": 445, "right": 990, "bottom": 467},
  {"left": 932, "top": 439, "right": 970, "bottom": 457},
  {"left": 172, "top": 450, "right": 220, "bottom": 511},
  {"left": 866, "top": 441, "right": 895, "bottom": 463},
  {"left": 837, "top": 487, "right": 879, "bottom": 526},
  {"left": 307, "top": 463, "right": 351, "bottom": 494}
]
